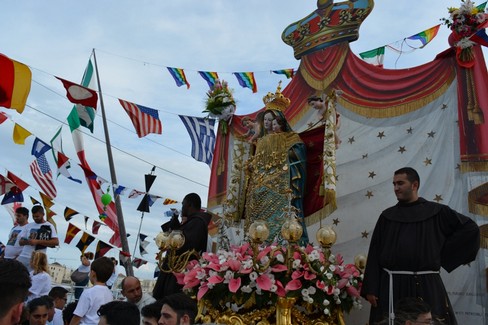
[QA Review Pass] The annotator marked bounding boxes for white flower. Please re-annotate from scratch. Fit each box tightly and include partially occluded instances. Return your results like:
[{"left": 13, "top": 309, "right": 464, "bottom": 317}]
[
  {"left": 334, "top": 288, "right": 340, "bottom": 296},
  {"left": 326, "top": 272, "right": 333, "bottom": 280},
  {"left": 306, "top": 297, "right": 314, "bottom": 303},
  {"left": 309, "top": 250, "right": 320, "bottom": 261},
  {"left": 276, "top": 254, "right": 285, "bottom": 263},
  {"left": 270, "top": 284, "right": 277, "bottom": 292},
  {"left": 335, "top": 298, "right": 341, "bottom": 304},
  {"left": 323, "top": 299, "right": 330, "bottom": 306},
  {"left": 308, "top": 286, "right": 316, "bottom": 295},
  {"left": 301, "top": 289, "right": 309, "bottom": 297},
  {"left": 241, "top": 285, "right": 252, "bottom": 293},
  {"left": 323, "top": 308, "right": 330, "bottom": 315},
  {"left": 292, "top": 259, "right": 301, "bottom": 268},
  {"left": 249, "top": 272, "right": 258, "bottom": 281},
  {"left": 328, "top": 265, "right": 336, "bottom": 272}
]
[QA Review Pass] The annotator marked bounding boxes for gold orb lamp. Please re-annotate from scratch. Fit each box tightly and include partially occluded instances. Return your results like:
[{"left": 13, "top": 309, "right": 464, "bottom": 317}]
[
  {"left": 316, "top": 226, "right": 337, "bottom": 249},
  {"left": 281, "top": 218, "right": 303, "bottom": 244},
  {"left": 248, "top": 220, "right": 270, "bottom": 244}
]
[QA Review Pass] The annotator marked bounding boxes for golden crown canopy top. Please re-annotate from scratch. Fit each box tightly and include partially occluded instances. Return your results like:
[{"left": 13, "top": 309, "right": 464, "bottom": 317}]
[{"left": 282, "top": 0, "right": 374, "bottom": 59}]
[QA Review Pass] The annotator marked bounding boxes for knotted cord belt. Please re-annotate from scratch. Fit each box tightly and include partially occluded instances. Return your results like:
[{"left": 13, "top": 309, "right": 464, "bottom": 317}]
[{"left": 383, "top": 268, "right": 440, "bottom": 325}]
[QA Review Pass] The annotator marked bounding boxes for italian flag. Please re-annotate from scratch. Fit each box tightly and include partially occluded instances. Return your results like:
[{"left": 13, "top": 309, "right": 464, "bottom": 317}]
[{"left": 359, "top": 46, "right": 385, "bottom": 68}]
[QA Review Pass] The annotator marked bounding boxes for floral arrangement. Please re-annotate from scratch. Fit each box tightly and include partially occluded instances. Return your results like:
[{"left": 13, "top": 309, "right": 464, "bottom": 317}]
[
  {"left": 175, "top": 242, "right": 363, "bottom": 316},
  {"left": 203, "top": 80, "right": 236, "bottom": 134},
  {"left": 441, "top": 0, "right": 487, "bottom": 50}
]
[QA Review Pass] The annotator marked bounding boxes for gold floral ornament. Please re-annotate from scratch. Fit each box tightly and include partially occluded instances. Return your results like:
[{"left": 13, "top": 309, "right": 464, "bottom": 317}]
[
  {"left": 441, "top": 0, "right": 488, "bottom": 67},
  {"left": 203, "top": 79, "right": 236, "bottom": 134}
]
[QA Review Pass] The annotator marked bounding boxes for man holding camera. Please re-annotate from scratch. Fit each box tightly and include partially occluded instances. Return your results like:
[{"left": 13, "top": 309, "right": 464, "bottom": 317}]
[{"left": 152, "top": 193, "right": 211, "bottom": 300}]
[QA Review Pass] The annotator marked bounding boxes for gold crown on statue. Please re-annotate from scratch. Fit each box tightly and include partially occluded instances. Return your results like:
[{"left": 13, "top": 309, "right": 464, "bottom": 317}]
[{"left": 263, "top": 81, "right": 291, "bottom": 111}]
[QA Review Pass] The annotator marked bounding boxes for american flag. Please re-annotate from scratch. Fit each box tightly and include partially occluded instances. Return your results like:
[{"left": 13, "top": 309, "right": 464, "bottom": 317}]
[
  {"left": 119, "top": 99, "right": 162, "bottom": 138},
  {"left": 179, "top": 115, "right": 216, "bottom": 166},
  {"left": 30, "top": 154, "right": 57, "bottom": 199}
]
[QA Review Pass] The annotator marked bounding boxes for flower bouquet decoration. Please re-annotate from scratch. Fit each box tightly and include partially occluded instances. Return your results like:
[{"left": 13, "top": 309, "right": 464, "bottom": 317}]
[
  {"left": 175, "top": 238, "right": 363, "bottom": 324},
  {"left": 441, "top": 0, "right": 488, "bottom": 66},
  {"left": 203, "top": 80, "right": 236, "bottom": 134}
]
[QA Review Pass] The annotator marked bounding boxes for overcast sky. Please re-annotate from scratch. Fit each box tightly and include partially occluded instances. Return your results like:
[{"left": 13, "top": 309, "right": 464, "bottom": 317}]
[{"left": 0, "top": 0, "right": 477, "bottom": 279}]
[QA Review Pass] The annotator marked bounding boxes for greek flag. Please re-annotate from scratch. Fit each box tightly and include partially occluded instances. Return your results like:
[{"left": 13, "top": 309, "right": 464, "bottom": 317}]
[{"left": 179, "top": 115, "right": 216, "bottom": 166}]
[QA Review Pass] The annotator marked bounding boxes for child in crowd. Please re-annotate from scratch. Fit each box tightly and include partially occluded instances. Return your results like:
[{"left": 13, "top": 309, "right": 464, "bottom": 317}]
[{"left": 69, "top": 257, "right": 114, "bottom": 325}]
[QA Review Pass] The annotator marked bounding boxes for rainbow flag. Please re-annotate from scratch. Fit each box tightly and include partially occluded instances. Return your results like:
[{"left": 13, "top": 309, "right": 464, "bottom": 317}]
[
  {"left": 272, "top": 69, "right": 295, "bottom": 79},
  {"left": 167, "top": 67, "right": 190, "bottom": 89},
  {"left": 233, "top": 72, "right": 257, "bottom": 93},
  {"left": 198, "top": 71, "right": 219, "bottom": 88},
  {"left": 407, "top": 25, "right": 440, "bottom": 48}
]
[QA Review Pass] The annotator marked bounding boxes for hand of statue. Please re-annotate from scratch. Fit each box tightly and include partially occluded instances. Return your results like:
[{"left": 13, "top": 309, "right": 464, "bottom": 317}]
[{"left": 366, "top": 294, "right": 378, "bottom": 307}]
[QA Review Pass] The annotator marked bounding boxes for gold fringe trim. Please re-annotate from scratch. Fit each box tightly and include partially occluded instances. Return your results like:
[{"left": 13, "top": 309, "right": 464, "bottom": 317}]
[
  {"left": 480, "top": 224, "right": 488, "bottom": 249},
  {"left": 460, "top": 161, "right": 488, "bottom": 173},
  {"left": 299, "top": 43, "right": 349, "bottom": 91},
  {"left": 468, "top": 181, "right": 488, "bottom": 217},
  {"left": 338, "top": 72, "right": 455, "bottom": 118},
  {"left": 305, "top": 190, "right": 337, "bottom": 227}
]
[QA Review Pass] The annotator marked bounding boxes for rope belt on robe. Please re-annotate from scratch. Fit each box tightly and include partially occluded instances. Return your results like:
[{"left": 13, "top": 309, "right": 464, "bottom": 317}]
[{"left": 383, "top": 268, "right": 440, "bottom": 325}]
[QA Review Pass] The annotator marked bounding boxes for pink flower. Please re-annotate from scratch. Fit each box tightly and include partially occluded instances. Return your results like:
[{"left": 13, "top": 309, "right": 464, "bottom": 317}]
[
  {"left": 226, "top": 259, "right": 241, "bottom": 271},
  {"left": 291, "top": 270, "right": 303, "bottom": 280},
  {"left": 304, "top": 271, "right": 316, "bottom": 280},
  {"left": 346, "top": 285, "right": 360, "bottom": 297},
  {"left": 271, "top": 264, "right": 288, "bottom": 272},
  {"left": 207, "top": 275, "right": 224, "bottom": 284},
  {"left": 337, "top": 278, "right": 348, "bottom": 289},
  {"left": 316, "top": 280, "right": 325, "bottom": 290},
  {"left": 336, "top": 254, "right": 344, "bottom": 265},
  {"left": 256, "top": 274, "right": 272, "bottom": 291},
  {"left": 175, "top": 272, "right": 186, "bottom": 285},
  {"left": 285, "top": 279, "right": 302, "bottom": 291},
  {"left": 325, "top": 285, "right": 335, "bottom": 295},
  {"left": 257, "top": 246, "right": 272, "bottom": 260},
  {"left": 207, "top": 262, "right": 222, "bottom": 271},
  {"left": 275, "top": 280, "right": 286, "bottom": 297},
  {"left": 229, "top": 277, "right": 241, "bottom": 293},
  {"left": 197, "top": 283, "right": 209, "bottom": 300}
]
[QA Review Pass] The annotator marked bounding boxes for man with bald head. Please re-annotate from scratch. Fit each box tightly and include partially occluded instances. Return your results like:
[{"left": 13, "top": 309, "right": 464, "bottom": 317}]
[{"left": 121, "top": 276, "right": 156, "bottom": 311}]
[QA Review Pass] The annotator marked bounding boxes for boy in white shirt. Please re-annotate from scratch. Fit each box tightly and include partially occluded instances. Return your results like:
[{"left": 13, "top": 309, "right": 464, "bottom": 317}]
[{"left": 69, "top": 257, "right": 114, "bottom": 325}]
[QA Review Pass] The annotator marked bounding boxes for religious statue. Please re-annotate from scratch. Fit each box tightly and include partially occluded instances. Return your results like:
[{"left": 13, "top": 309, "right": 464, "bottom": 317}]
[{"left": 244, "top": 82, "right": 309, "bottom": 245}]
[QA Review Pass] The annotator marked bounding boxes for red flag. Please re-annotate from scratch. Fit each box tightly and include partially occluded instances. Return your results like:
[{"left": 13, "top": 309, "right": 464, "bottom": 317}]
[
  {"left": 64, "top": 223, "right": 81, "bottom": 244},
  {"left": 56, "top": 77, "right": 98, "bottom": 108},
  {"left": 118, "top": 99, "right": 163, "bottom": 138},
  {"left": 0, "top": 112, "right": 8, "bottom": 124},
  {"left": 132, "top": 258, "right": 147, "bottom": 268},
  {"left": 0, "top": 54, "right": 32, "bottom": 113},
  {"left": 94, "top": 240, "right": 112, "bottom": 259},
  {"left": 7, "top": 171, "right": 29, "bottom": 191},
  {"left": 0, "top": 175, "right": 15, "bottom": 195}
]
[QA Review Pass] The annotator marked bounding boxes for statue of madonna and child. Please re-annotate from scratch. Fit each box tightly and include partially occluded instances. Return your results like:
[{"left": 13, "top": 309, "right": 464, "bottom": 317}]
[{"left": 243, "top": 82, "right": 309, "bottom": 246}]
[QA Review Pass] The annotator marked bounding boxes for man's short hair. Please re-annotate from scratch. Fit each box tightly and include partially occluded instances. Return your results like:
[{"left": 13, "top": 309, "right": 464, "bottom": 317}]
[
  {"left": 48, "top": 286, "right": 68, "bottom": 300},
  {"left": 31, "top": 205, "right": 44, "bottom": 214},
  {"left": 394, "top": 297, "right": 431, "bottom": 323},
  {"left": 63, "top": 302, "right": 78, "bottom": 325},
  {"left": 15, "top": 207, "right": 29, "bottom": 217},
  {"left": 90, "top": 257, "right": 114, "bottom": 283},
  {"left": 394, "top": 167, "right": 420, "bottom": 188},
  {"left": 0, "top": 259, "right": 31, "bottom": 318},
  {"left": 161, "top": 293, "right": 197, "bottom": 324},
  {"left": 184, "top": 193, "right": 201, "bottom": 210},
  {"left": 40, "top": 296, "right": 54, "bottom": 309},
  {"left": 98, "top": 301, "right": 140, "bottom": 325},
  {"left": 141, "top": 300, "right": 164, "bottom": 319}
]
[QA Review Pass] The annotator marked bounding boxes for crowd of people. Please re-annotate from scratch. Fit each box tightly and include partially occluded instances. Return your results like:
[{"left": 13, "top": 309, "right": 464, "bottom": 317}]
[
  {"left": 0, "top": 167, "right": 481, "bottom": 325},
  {"left": 0, "top": 193, "right": 209, "bottom": 325}
]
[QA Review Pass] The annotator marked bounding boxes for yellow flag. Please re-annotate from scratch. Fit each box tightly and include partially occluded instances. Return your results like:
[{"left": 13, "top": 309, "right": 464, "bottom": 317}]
[{"left": 13, "top": 123, "right": 32, "bottom": 144}]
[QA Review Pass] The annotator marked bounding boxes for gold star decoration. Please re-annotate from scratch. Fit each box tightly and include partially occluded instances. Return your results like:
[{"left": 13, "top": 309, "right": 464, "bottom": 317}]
[
  {"left": 398, "top": 146, "right": 406, "bottom": 154},
  {"left": 427, "top": 131, "right": 436, "bottom": 138},
  {"left": 307, "top": 122, "right": 314, "bottom": 128},
  {"left": 423, "top": 157, "right": 432, "bottom": 166},
  {"left": 235, "top": 229, "right": 240, "bottom": 236},
  {"left": 406, "top": 127, "right": 413, "bottom": 134},
  {"left": 377, "top": 131, "right": 386, "bottom": 139},
  {"left": 433, "top": 194, "right": 443, "bottom": 203},
  {"left": 368, "top": 171, "right": 376, "bottom": 179},
  {"left": 455, "top": 163, "right": 461, "bottom": 170},
  {"left": 362, "top": 153, "right": 368, "bottom": 159},
  {"left": 348, "top": 136, "right": 355, "bottom": 144},
  {"left": 365, "top": 190, "right": 374, "bottom": 199},
  {"left": 333, "top": 218, "right": 340, "bottom": 226},
  {"left": 361, "top": 231, "right": 369, "bottom": 238},
  {"left": 441, "top": 104, "right": 447, "bottom": 110},
  {"left": 336, "top": 174, "right": 340, "bottom": 181}
]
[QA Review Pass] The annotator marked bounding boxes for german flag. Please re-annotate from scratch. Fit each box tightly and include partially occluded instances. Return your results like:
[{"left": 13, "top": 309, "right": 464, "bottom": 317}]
[{"left": 0, "top": 54, "right": 32, "bottom": 113}]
